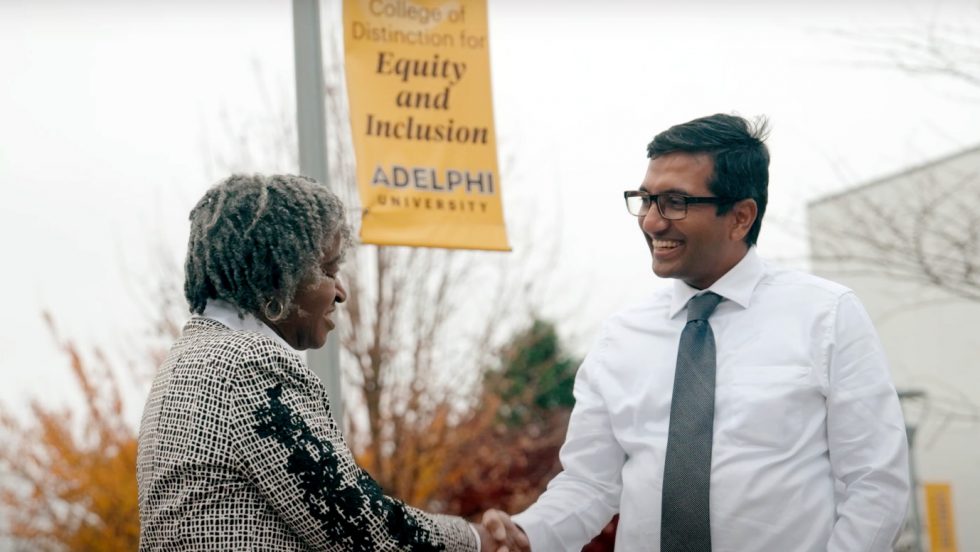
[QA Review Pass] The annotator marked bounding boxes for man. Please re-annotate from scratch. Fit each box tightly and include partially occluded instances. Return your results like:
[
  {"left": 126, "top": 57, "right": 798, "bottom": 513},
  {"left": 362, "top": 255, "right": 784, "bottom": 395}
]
[{"left": 483, "top": 114, "right": 909, "bottom": 551}]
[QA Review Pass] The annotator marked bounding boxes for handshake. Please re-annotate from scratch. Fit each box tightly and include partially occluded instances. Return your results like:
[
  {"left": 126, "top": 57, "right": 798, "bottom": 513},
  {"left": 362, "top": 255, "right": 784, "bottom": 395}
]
[{"left": 472, "top": 509, "right": 531, "bottom": 552}]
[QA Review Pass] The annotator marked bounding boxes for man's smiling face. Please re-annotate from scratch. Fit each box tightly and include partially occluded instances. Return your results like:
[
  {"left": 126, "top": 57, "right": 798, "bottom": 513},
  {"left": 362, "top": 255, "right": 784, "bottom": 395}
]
[{"left": 639, "top": 152, "right": 748, "bottom": 290}]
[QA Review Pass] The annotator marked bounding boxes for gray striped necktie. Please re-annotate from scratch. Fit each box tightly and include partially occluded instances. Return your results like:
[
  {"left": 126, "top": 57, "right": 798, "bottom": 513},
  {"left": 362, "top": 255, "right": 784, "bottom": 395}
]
[{"left": 661, "top": 291, "right": 723, "bottom": 552}]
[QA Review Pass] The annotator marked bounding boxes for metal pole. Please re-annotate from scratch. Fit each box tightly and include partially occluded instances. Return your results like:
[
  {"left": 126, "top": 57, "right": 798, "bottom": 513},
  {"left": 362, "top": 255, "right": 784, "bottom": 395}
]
[
  {"left": 906, "top": 425, "right": 924, "bottom": 552},
  {"left": 293, "top": 0, "right": 343, "bottom": 427},
  {"left": 897, "top": 389, "right": 926, "bottom": 552}
]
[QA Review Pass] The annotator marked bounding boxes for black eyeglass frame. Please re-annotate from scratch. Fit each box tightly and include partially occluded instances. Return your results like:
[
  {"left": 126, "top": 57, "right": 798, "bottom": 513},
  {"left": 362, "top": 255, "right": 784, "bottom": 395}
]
[{"left": 623, "top": 190, "right": 735, "bottom": 220}]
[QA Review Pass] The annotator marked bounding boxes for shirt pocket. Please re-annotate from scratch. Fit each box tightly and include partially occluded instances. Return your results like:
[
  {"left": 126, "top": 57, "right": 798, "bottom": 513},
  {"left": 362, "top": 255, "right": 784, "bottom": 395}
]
[{"left": 724, "top": 365, "right": 811, "bottom": 449}]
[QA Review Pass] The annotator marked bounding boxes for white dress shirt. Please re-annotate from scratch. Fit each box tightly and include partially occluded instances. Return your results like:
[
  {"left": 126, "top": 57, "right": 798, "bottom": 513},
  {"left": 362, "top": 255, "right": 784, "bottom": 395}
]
[
  {"left": 512, "top": 247, "right": 909, "bottom": 552},
  {"left": 202, "top": 299, "right": 297, "bottom": 351}
]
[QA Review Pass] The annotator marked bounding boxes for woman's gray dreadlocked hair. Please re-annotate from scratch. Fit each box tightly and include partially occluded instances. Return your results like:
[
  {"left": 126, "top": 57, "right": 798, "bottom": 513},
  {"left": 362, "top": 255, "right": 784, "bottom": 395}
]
[{"left": 184, "top": 173, "right": 352, "bottom": 320}]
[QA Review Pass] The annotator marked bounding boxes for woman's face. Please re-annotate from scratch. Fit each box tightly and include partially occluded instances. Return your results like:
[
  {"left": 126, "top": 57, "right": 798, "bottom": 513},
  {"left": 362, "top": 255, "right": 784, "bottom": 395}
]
[{"left": 270, "top": 236, "right": 347, "bottom": 351}]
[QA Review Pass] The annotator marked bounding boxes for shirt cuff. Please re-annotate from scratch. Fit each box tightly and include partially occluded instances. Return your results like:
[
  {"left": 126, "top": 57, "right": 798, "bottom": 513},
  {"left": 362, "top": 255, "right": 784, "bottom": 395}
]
[
  {"left": 510, "top": 512, "right": 541, "bottom": 551},
  {"left": 468, "top": 522, "right": 482, "bottom": 552}
]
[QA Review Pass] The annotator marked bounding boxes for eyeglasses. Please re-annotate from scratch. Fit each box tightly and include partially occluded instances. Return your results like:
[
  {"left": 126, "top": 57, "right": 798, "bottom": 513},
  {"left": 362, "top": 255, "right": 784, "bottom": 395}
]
[{"left": 623, "top": 191, "right": 734, "bottom": 220}]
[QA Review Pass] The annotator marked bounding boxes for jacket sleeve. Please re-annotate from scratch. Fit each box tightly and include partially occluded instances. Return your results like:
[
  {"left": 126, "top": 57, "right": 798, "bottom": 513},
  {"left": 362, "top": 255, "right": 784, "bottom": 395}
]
[{"left": 227, "top": 341, "right": 476, "bottom": 552}]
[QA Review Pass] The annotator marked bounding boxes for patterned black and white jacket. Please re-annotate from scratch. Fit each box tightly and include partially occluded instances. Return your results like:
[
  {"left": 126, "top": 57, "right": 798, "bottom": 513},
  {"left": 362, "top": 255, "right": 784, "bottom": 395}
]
[{"left": 137, "top": 313, "right": 477, "bottom": 551}]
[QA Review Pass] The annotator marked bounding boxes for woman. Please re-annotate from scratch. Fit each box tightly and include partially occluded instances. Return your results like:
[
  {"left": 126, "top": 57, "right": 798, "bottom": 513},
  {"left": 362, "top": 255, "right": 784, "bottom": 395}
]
[{"left": 136, "top": 174, "right": 497, "bottom": 551}]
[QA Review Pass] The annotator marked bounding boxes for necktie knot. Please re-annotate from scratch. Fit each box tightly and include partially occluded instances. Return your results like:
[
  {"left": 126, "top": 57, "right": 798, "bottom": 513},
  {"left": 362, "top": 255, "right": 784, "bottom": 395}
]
[{"left": 687, "top": 292, "right": 722, "bottom": 322}]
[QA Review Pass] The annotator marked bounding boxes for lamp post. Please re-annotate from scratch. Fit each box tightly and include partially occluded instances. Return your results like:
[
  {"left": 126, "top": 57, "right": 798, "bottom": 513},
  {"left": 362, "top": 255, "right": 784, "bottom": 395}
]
[
  {"left": 897, "top": 388, "right": 926, "bottom": 552},
  {"left": 293, "top": 0, "right": 344, "bottom": 428}
]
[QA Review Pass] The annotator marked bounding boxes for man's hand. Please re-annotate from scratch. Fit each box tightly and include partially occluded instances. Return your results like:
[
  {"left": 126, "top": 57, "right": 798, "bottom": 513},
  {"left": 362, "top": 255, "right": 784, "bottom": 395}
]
[{"left": 478, "top": 509, "right": 530, "bottom": 552}]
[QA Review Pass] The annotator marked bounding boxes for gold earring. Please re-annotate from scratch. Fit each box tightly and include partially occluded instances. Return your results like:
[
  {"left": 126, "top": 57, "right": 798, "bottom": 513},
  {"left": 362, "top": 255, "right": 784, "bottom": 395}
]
[{"left": 265, "top": 298, "right": 285, "bottom": 321}]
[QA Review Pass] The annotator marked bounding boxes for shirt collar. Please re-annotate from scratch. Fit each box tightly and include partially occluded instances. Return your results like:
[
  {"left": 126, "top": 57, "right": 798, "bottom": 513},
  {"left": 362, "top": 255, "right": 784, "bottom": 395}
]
[
  {"left": 201, "top": 299, "right": 297, "bottom": 352},
  {"left": 668, "top": 246, "right": 765, "bottom": 319}
]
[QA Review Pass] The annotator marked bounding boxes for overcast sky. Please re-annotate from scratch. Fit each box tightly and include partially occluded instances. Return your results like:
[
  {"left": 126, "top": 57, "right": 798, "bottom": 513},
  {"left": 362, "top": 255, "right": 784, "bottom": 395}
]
[{"left": 2, "top": 0, "right": 980, "bottom": 419}]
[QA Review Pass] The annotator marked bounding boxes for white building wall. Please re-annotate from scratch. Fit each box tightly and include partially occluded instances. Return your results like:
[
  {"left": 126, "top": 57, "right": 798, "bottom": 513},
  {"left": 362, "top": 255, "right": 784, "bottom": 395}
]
[{"left": 809, "top": 146, "right": 980, "bottom": 550}]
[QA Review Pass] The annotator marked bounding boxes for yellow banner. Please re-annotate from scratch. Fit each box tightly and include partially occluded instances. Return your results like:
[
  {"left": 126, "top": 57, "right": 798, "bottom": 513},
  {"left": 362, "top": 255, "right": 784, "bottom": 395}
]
[
  {"left": 924, "top": 482, "right": 958, "bottom": 552},
  {"left": 342, "top": 0, "right": 510, "bottom": 250}
]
